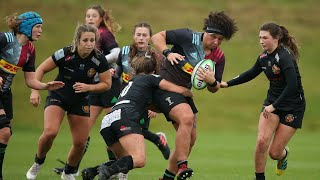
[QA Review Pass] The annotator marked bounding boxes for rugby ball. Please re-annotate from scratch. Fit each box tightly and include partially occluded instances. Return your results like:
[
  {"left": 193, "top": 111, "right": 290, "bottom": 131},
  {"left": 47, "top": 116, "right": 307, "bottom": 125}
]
[{"left": 191, "top": 59, "right": 215, "bottom": 90}]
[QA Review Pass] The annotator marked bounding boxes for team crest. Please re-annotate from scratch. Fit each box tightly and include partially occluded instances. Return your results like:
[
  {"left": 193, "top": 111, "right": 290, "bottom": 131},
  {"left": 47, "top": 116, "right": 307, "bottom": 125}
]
[
  {"left": 82, "top": 105, "right": 90, "bottom": 113},
  {"left": 285, "top": 114, "right": 295, "bottom": 123},
  {"left": 87, "top": 68, "right": 96, "bottom": 77},
  {"left": 272, "top": 64, "right": 280, "bottom": 74}
]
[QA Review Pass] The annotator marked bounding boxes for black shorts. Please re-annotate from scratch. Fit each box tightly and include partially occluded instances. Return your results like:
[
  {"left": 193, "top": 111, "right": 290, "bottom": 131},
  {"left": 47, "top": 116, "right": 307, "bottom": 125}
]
[
  {"left": 45, "top": 92, "right": 90, "bottom": 117},
  {"left": 0, "top": 89, "right": 13, "bottom": 120},
  {"left": 100, "top": 109, "right": 143, "bottom": 146},
  {"left": 153, "top": 89, "right": 198, "bottom": 122},
  {"left": 262, "top": 103, "right": 306, "bottom": 129},
  {"left": 140, "top": 110, "right": 150, "bottom": 129},
  {"left": 88, "top": 78, "right": 121, "bottom": 108}
]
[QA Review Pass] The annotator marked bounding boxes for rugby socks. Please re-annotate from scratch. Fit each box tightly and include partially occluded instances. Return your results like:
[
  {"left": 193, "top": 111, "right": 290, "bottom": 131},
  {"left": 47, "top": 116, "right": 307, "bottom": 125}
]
[
  {"left": 106, "top": 155, "right": 133, "bottom": 174},
  {"left": 255, "top": 172, "right": 265, "bottom": 180},
  {"left": 34, "top": 154, "right": 46, "bottom": 165},
  {"left": 107, "top": 148, "right": 117, "bottom": 161},
  {"left": 0, "top": 143, "right": 7, "bottom": 179},
  {"left": 64, "top": 163, "right": 77, "bottom": 174},
  {"left": 142, "top": 129, "right": 159, "bottom": 144},
  {"left": 162, "top": 169, "right": 175, "bottom": 180}
]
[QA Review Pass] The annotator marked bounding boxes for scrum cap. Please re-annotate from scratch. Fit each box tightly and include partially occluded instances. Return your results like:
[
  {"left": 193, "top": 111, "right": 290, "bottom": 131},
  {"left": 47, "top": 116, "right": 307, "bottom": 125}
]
[{"left": 18, "top": 11, "right": 43, "bottom": 40}]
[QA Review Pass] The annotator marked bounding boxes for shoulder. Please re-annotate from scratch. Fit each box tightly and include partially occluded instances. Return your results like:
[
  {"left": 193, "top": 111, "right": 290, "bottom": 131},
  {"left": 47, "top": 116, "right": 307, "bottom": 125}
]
[
  {"left": 258, "top": 51, "right": 268, "bottom": 60},
  {"left": 99, "top": 27, "right": 114, "bottom": 38},
  {"left": 0, "top": 32, "right": 15, "bottom": 47},
  {"left": 53, "top": 45, "right": 73, "bottom": 61},
  {"left": 121, "top": 45, "right": 131, "bottom": 54}
]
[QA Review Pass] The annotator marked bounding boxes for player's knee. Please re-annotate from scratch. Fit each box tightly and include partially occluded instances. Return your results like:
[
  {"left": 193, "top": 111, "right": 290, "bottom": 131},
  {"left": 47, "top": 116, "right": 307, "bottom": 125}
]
[
  {"left": 42, "top": 129, "right": 59, "bottom": 141},
  {"left": 133, "top": 154, "right": 146, "bottom": 168},
  {"left": 269, "top": 149, "right": 282, "bottom": 160},
  {"left": 255, "top": 139, "right": 269, "bottom": 152},
  {"left": 73, "top": 139, "right": 87, "bottom": 151}
]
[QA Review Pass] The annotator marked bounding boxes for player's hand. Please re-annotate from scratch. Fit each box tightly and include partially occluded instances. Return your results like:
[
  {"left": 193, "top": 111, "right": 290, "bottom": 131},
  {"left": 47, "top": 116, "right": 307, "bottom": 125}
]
[
  {"left": 196, "top": 66, "right": 216, "bottom": 84},
  {"left": 73, "top": 82, "right": 90, "bottom": 93},
  {"left": 167, "top": 53, "right": 185, "bottom": 65},
  {"left": 30, "top": 89, "right": 41, "bottom": 107},
  {"left": 0, "top": 76, "right": 3, "bottom": 86},
  {"left": 263, "top": 104, "right": 275, "bottom": 119},
  {"left": 220, "top": 81, "right": 228, "bottom": 88},
  {"left": 148, "top": 110, "right": 157, "bottom": 118},
  {"left": 46, "top": 81, "right": 65, "bottom": 91},
  {"left": 109, "top": 68, "right": 116, "bottom": 76}
]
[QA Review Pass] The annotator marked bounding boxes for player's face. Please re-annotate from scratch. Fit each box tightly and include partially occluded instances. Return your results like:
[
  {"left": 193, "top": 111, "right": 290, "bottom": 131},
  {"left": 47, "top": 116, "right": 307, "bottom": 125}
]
[
  {"left": 133, "top": 27, "right": 151, "bottom": 51},
  {"left": 85, "top": 9, "right": 103, "bottom": 28},
  {"left": 203, "top": 32, "right": 224, "bottom": 49},
  {"left": 259, "top": 30, "right": 278, "bottom": 53},
  {"left": 31, "top": 24, "right": 42, "bottom": 41},
  {"left": 78, "top": 32, "right": 96, "bottom": 56}
]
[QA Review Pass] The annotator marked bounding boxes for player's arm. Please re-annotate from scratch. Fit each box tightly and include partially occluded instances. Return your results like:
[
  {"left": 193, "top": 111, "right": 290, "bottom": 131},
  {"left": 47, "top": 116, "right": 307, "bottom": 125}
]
[
  {"left": 159, "top": 79, "right": 193, "bottom": 98},
  {"left": 151, "top": 31, "right": 184, "bottom": 65},
  {"left": 24, "top": 57, "right": 64, "bottom": 90},
  {"left": 73, "top": 70, "right": 112, "bottom": 93}
]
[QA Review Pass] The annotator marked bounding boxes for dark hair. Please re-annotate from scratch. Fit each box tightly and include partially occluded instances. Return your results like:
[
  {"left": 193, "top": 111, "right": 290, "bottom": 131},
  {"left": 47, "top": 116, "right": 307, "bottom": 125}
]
[
  {"left": 86, "top": 5, "right": 121, "bottom": 35},
  {"left": 131, "top": 50, "right": 158, "bottom": 75},
  {"left": 260, "top": 22, "right": 299, "bottom": 60},
  {"left": 129, "top": 22, "right": 153, "bottom": 60},
  {"left": 203, "top": 11, "right": 238, "bottom": 40}
]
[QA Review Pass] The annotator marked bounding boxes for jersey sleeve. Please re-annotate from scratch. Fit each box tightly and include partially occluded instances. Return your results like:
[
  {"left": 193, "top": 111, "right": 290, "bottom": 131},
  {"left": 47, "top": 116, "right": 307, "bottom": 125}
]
[
  {"left": 227, "top": 56, "right": 263, "bottom": 87},
  {"left": 51, "top": 46, "right": 69, "bottom": 67},
  {"left": 22, "top": 42, "right": 36, "bottom": 72},
  {"left": 166, "top": 28, "right": 191, "bottom": 45},
  {"left": 97, "top": 55, "right": 109, "bottom": 73},
  {"left": 99, "top": 29, "right": 119, "bottom": 55},
  {"left": 149, "top": 74, "right": 163, "bottom": 87},
  {"left": 0, "top": 33, "right": 8, "bottom": 50}
]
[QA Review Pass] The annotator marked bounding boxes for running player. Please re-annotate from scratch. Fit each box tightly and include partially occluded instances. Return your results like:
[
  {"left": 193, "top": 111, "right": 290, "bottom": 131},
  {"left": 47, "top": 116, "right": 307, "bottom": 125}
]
[
  {"left": 26, "top": 24, "right": 112, "bottom": 180},
  {"left": 0, "top": 11, "right": 64, "bottom": 180},
  {"left": 151, "top": 11, "right": 238, "bottom": 180},
  {"left": 220, "top": 22, "right": 306, "bottom": 180},
  {"left": 81, "top": 22, "right": 170, "bottom": 180},
  {"left": 98, "top": 51, "right": 193, "bottom": 180},
  {"left": 50, "top": 4, "right": 121, "bottom": 176}
]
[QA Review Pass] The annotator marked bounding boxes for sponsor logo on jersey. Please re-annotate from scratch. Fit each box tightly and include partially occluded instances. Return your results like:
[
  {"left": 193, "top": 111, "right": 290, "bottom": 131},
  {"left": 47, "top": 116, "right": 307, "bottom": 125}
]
[
  {"left": 54, "top": 49, "right": 65, "bottom": 60},
  {"left": 272, "top": 64, "right": 280, "bottom": 74},
  {"left": 0, "top": 59, "right": 21, "bottom": 74},
  {"left": 285, "top": 114, "right": 295, "bottom": 123},
  {"left": 181, "top": 62, "right": 194, "bottom": 75},
  {"left": 120, "top": 125, "right": 131, "bottom": 131},
  {"left": 87, "top": 68, "right": 96, "bottom": 78},
  {"left": 121, "top": 72, "right": 131, "bottom": 83},
  {"left": 260, "top": 53, "right": 267, "bottom": 59}
]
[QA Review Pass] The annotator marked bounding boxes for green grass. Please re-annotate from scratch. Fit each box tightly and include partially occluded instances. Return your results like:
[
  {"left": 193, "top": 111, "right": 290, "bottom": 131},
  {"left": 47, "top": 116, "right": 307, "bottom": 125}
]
[
  {"left": 4, "top": 125, "right": 320, "bottom": 179},
  {"left": 0, "top": 0, "right": 320, "bottom": 179}
]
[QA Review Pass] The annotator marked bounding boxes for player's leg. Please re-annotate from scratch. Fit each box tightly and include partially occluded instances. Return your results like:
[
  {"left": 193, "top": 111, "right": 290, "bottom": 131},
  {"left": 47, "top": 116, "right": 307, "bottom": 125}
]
[
  {"left": 27, "top": 105, "right": 65, "bottom": 179},
  {"left": 62, "top": 114, "right": 89, "bottom": 178},
  {"left": 254, "top": 112, "right": 279, "bottom": 180}
]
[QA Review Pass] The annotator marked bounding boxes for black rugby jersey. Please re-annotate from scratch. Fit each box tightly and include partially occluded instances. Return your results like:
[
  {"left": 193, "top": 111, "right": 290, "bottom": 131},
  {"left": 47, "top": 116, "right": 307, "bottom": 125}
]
[
  {"left": 227, "top": 46, "right": 304, "bottom": 110},
  {"left": 51, "top": 46, "right": 109, "bottom": 98},
  {"left": 113, "top": 74, "right": 162, "bottom": 121},
  {"left": 0, "top": 32, "right": 36, "bottom": 91},
  {"left": 160, "top": 28, "right": 225, "bottom": 88}
]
